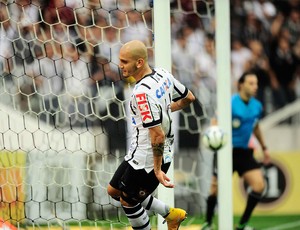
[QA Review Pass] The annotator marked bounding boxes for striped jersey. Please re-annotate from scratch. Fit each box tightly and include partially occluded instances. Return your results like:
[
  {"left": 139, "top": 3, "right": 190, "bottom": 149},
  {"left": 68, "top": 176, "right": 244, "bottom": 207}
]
[{"left": 125, "top": 67, "right": 188, "bottom": 172}]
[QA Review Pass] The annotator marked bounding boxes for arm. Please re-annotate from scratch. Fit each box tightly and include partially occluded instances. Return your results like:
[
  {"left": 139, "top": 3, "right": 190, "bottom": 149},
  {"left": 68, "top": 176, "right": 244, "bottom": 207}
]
[
  {"left": 253, "top": 123, "right": 271, "bottom": 165},
  {"left": 149, "top": 125, "right": 174, "bottom": 188},
  {"left": 170, "top": 90, "right": 195, "bottom": 112}
]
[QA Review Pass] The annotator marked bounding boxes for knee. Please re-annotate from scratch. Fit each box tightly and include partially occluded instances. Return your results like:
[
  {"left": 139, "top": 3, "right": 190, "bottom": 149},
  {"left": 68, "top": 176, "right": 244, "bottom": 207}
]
[
  {"left": 107, "top": 184, "right": 121, "bottom": 200},
  {"left": 210, "top": 177, "right": 218, "bottom": 196},
  {"left": 119, "top": 188, "right": 150, "bottom": 206},
  {"left": 120, "top": 196, "right": 130, "bottom": 207},
  {"left": 210, "top": 184, "right": 218, "bottom": 196},
  {"left": 252, "top": 179, "right": 265, "bottom": 194},
  {"left": 120, "top": 192, "right": 139, "bottom": 207},
  {"left": 244, "top": 170, "right": 266, "bottom": 194}
]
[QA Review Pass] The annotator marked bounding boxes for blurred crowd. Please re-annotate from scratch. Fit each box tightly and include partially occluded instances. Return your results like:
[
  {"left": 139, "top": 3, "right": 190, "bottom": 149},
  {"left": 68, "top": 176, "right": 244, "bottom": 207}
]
[
  {"left": 171, "top": 0, "right": 300, "bottom": 116},
  {"left": 0, "top": 0, "right": 300, "bottom": 123},
  {"left": 231, "top": 0, "right": 300, "bottom": 114},
  {"left": 0, "top": 0, "right": 152, "bottom": 123}
]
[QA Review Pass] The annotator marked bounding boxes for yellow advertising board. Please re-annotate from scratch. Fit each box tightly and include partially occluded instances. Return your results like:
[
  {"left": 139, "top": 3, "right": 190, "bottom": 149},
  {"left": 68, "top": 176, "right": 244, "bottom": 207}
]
[
  {"left": 233, "top": 152, "right": 300, "bottom": 215},
  {"left": 0, "top": 151, "right": 26, "bottom": 221}
]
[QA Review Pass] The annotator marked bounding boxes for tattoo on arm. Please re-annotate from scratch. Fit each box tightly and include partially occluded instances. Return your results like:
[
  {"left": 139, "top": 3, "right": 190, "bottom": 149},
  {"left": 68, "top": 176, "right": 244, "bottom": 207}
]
[{"left": 152, "top": 143, "right": 164, "bottom": 156}]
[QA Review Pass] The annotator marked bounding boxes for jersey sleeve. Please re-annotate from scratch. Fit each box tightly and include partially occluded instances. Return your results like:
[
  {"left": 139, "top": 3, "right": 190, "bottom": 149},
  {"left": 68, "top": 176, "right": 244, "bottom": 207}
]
[
  {"left": 133, "top": 91, "right": 162, "bottom": 129},
  {"left": 172, "top": 77, "right": 189, "bottom": 102}
]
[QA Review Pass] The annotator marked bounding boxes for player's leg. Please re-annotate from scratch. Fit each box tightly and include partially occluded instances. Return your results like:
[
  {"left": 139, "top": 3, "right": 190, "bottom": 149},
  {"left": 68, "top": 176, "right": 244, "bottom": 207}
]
[
  {"left": 120, "top": 193, "right": 151, "bottom": 230},
  {"left": 233, "top": 148, "right": 265, "bottom": 229},
  {"left": 138, "top": 162, "right": 170, "bottom": 218},
  {"left": 141, "top": 194, "right": 169, "bottom": 215},
  {"left": 107, "top": 184, "right": 121, "bottom": 201},
  {"left": 202, "top": 151, "right": 218, "bottom": 230},
  {"left": 108, "top": 160, "right": 151, "bottom": 230},
  {"left": 107, "top": 160, "right": 127, "bottom": 201},
  {"left": 237, "top": 168, "right": 265, "bottom": 230},
  {"left": 202, "top": 175, "right": 218, "bottom": 230},
  {"left": 140, "top": 162, "right": 187, "bottom": 230},
  {"left": 140, "top": 194, "right": 187, "bottom": 230}
]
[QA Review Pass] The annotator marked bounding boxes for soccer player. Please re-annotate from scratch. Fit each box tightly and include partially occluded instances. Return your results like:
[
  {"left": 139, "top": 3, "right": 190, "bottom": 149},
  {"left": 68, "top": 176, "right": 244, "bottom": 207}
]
[
  {"left": 107, "top": 40, "right": 195, "bottom": 230},
  {"left": 201, "top": 72, "right": 271, "bottom": 230}
]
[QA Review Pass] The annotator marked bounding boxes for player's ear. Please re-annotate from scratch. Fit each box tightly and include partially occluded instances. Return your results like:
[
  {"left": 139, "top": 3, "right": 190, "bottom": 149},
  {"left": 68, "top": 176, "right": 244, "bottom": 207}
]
[{"left": 136, "top": 58, "right": 144, "bottom": 68}]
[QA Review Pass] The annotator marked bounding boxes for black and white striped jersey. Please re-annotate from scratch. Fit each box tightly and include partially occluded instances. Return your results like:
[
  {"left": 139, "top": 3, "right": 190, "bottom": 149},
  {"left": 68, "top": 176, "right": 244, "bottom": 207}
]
[{"left": 125, "top": 67, "right": 189, "bottom": 172}]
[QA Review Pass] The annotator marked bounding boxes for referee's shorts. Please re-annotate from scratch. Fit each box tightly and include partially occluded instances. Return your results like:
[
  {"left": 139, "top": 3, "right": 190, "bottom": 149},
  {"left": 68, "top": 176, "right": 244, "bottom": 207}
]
[
  {"left": 213, "top": 147, "right": 260, "bottom": 177},
  {"left": 233, "top": 147, "right": 261, "bottom": 176}
]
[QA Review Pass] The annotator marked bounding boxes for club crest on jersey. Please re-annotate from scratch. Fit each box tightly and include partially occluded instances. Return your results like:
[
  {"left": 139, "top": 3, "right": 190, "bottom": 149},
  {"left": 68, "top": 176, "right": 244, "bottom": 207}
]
[
  {"left": 135, "top": 93, "right": 153, "bottom": 122},
  {"left": 232, "top": 118, "right": 241, "bottom": 128},
  {"left": 156, "top": 78, "right": 172, "bottom": 98}
]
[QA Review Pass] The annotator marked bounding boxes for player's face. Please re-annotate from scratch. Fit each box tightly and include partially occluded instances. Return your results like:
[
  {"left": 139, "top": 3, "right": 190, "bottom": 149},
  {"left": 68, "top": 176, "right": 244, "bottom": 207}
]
[
  {"left": 242, "top": 74, "right": 258, "bottom": 97},
  {"left": 119, "top": 49, "right": 138, "bottom": 78}
]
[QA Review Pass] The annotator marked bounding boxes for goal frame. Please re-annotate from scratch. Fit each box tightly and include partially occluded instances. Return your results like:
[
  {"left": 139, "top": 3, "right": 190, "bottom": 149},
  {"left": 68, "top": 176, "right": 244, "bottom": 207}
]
[
  {"left": 215, "top": 1, "right": 233, "bottom": 230},
  {"left": 0, "top": 1, "right": 233, "bottom": 229},
  {"left": 154, "top": 1, "right": 233, "bottom": 229},
  {"left": 153, "top": 1, "right": 173, "bottom": 230}
]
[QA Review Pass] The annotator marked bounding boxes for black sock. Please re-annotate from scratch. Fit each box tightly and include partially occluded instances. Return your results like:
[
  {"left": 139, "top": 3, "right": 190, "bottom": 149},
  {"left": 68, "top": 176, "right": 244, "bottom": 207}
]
[
  {"left": 206, "top": 195, "right": 217, "bottom": 224},
  {"left": 239, "top": 191, "right": 262, "bottom": 226}
]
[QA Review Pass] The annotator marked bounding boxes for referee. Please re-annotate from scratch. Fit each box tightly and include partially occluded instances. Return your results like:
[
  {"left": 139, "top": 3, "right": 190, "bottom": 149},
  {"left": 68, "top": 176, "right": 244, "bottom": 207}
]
[{"left": 202, "top": 71, "right": 271, "bottom": 230}]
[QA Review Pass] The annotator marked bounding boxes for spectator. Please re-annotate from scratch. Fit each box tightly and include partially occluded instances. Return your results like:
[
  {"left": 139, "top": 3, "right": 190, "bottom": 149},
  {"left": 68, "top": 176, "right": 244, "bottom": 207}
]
[
  {"left": 35, "top": 42, "right": 64, "bottom": 124},
  {"left": 270, "top": 36, "right": 298, "bottom": 110},
  {"left": 0, "top": 4, "right": 17, "bottom": 75},
  {"left": 97, "top": 27, "right": 122, "bottom": 77},
  {"left": 245, "top": 39, "right": 278, "bottom": 114},
  {"left": 60, "top": 43, "right": 94, "bottom": 125},
  {"left": 194, "top": 33, "right": 217, "bottom": 119},
  {"left": 195, "top": 34, "right": 217, "bottom": 93},
  {"left": 243, "top": 0, "right": 276, "bottom": 29},
  {"left": 171, "top": 26, "right": 197, "bottom": 91},
  {"left": 282, "top": 8, "right": 300, "bottom": 46},
  {"left": 231, "top": 38, "right": 252, "bottom": 90},
  {"left": 242, "top": 12, "right": 271, "bottom": 51},
  {"left": 120, "top": 10, "right": 152, "bottom": 45}
]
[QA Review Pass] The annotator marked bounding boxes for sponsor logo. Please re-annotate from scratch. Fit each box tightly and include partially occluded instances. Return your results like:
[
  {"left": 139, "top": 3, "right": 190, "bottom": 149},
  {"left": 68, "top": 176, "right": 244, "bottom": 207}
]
[
  {"left": 135, "top": 93, "right": 153, "bottom": 122},
  {"left": 156, "top": 78, "right": 172, "bottom": 98},
  {"left": 132, "top": 117, "right": 136, "bottom": 125}
]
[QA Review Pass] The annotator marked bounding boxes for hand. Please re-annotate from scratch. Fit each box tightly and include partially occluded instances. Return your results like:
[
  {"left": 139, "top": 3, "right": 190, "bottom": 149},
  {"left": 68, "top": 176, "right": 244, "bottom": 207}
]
[{"left": 155, "top": 170, "right": 174, "bottom": 188}]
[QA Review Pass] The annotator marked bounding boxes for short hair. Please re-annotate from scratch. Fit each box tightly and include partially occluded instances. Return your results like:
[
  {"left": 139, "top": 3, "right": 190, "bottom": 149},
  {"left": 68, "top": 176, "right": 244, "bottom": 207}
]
[
  {"left": 237, "top": 71, "right": 257, "bottom": 91},
  {"left": 238, "top": 71, "right": 256, "bottom": 85}
]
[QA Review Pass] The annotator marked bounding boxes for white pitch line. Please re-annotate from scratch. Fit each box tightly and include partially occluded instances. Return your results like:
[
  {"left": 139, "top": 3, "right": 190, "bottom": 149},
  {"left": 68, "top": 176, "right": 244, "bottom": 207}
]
[{"left": 263, "top": 220, "right": 300, "bottom": 230}]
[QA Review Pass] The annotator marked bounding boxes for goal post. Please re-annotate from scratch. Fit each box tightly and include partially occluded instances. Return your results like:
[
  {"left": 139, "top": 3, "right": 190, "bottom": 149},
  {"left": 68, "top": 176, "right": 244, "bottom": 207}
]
[
  {"left": 215, "top": 0, "right": 233, "bottom": 229},
  {"left": 153, "top": 1, "right": 234, "bottom": 230},
  {"left": 0, "top": 0, "right": 227, "bottom": 229},
  {"left": 153, "top": 1, "right": 173, "bottom": 230}
]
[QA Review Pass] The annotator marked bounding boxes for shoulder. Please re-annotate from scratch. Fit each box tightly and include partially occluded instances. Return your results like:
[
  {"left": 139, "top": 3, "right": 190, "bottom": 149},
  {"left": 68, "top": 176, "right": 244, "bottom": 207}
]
[
  {"left": 154, "top": 67, "right": 166, "bottom": 74},
  {"left": 154, "top": 67, "right": 174, "bottom": 78},
  {"left": 231, "top": 93, "right": 240, "bottom": 102},
  {"left": 250, "top": 97, "right": 263, "bottom": 107},
  {"left": 133, "top": 82, "right": 151, "bottom": 95},
  {"left": 133, "top": 76, "right": 156, "bottom": 97}
]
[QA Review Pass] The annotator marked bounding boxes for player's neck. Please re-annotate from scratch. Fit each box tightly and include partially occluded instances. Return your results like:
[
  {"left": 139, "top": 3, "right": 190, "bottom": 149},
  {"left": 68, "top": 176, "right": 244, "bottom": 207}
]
[{"left": 135, "top": 65, "right": 152, "bottom": 82}]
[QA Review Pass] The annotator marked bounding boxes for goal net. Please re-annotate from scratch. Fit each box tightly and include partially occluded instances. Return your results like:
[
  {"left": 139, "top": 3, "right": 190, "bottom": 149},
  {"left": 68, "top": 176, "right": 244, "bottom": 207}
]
[{"left": 0, "top": 0, "right": 216, "bottom": 229}]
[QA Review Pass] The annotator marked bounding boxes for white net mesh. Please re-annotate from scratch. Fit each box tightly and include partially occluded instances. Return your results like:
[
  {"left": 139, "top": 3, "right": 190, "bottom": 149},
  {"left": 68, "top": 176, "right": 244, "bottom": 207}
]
[{"left": 0, "top": 0, "right": 216, "bottom": 228}]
